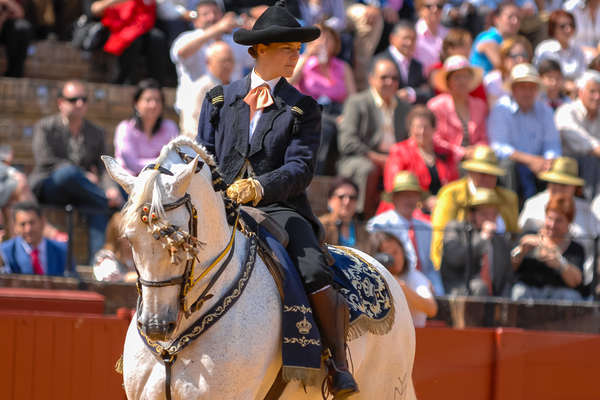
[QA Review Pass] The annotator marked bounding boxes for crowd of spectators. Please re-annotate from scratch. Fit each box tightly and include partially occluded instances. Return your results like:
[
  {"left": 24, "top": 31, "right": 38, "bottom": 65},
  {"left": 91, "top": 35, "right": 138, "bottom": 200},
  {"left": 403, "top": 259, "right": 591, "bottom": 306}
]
[{"left": 4, "top": 0, "right": 600, "bottom": 326}]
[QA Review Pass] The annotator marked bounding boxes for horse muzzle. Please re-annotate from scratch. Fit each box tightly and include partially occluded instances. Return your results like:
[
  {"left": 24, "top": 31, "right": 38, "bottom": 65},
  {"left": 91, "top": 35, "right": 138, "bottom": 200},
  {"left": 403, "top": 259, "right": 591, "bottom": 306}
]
[{"left": 138, "top": 318, "right": 177, "bottom": 341}]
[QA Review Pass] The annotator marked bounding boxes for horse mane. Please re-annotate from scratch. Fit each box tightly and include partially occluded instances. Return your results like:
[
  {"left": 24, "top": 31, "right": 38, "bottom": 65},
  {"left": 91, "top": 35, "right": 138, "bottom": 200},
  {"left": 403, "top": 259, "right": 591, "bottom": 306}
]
[{"left": 120, "top": 136, "right": 220, "bottom": 232}]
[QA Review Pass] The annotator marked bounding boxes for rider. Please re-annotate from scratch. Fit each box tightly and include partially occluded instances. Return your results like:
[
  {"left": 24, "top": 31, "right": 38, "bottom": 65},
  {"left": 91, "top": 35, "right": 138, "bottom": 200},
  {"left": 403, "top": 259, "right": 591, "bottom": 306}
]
[{"left": 196, "top": 1, "right": 358, "bottom": 397}]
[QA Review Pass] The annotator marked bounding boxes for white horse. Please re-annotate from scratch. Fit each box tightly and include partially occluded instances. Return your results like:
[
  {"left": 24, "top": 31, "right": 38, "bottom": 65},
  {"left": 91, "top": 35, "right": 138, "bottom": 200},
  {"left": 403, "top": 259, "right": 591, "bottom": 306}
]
[{"left": 102, "top": 137, "right": 417, "bottom": 400}]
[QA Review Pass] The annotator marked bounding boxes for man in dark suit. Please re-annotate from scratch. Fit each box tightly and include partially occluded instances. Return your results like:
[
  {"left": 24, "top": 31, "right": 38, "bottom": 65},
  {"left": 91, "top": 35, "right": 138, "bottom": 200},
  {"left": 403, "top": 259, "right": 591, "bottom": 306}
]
[
  {"left": 375, "top": 20, "right": 433, "bottom": 104},
  {"left": 0, "top": 202, "right": 70, "bottom": 276},
  {"left": 30, "top": 80, "right": 122, "bottom": 262},
  {"left": 196, "top": 1, "right": 358, "bottom": 396},
  {"left": 338, "top": 57, "right": 412, "bottom": 217}
]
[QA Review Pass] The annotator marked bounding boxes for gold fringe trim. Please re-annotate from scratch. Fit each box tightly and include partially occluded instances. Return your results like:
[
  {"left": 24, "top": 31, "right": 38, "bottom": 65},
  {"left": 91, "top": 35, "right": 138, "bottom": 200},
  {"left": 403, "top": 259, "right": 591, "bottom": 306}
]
[
  {"left": 115, "top": 354, "right": 124, "bottom": 375},
  {"left": 282, "top": 365, "right": 324, "bottom": 387},
  {"left": 346, "top": 300, "right": 396, "bottom": 342}
]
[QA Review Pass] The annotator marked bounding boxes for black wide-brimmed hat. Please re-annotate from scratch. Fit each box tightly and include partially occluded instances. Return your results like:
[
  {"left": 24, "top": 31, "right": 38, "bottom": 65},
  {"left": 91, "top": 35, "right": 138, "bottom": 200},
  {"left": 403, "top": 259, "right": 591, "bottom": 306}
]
[{"left": 233, "top": 0, "right": 320, "bottom": 46}]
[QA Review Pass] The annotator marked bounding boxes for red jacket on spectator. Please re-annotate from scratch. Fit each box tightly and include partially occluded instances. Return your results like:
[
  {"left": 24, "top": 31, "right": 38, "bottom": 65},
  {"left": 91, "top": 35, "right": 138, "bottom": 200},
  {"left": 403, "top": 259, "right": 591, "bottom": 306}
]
[
  {"left": 102, "top": 0, "right": 155, "bottom": 56},
  {"left": 377, "top": 137, "right": 459, "bottom": 215}
]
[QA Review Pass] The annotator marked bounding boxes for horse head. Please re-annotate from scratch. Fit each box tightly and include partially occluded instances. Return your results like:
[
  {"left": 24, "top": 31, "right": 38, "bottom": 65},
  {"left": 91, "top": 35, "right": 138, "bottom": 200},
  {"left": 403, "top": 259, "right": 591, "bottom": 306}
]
[{"left": 102, "top": 137, "right": 230, "bottom": 342}]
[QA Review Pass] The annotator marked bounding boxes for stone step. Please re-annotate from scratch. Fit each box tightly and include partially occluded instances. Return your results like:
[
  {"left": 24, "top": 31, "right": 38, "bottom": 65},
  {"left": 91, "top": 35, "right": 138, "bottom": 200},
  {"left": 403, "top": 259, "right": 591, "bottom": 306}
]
[{"left": 0, "top": 40, "right": 113, "bottom": 83}]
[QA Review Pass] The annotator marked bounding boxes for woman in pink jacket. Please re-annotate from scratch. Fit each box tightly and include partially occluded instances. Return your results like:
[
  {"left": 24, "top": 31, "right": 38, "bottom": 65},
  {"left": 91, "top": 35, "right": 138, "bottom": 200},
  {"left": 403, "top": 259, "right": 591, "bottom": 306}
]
[{"left": 427, "top": 55, "right": 488, "bottom": 170}]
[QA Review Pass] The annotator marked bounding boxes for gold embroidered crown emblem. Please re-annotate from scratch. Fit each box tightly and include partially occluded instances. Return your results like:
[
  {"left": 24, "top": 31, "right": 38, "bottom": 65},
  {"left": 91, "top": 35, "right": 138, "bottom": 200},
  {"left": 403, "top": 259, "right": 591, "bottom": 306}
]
[{"left": 296, "top": 316, "right": 312, "bottom": 335}]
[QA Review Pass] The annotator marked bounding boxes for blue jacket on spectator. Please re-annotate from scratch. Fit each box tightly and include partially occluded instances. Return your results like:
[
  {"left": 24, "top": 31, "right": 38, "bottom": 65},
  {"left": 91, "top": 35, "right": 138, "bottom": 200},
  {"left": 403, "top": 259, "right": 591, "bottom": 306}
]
[{"left": 1, "top": 236, "right": 69, "bottom": 276}]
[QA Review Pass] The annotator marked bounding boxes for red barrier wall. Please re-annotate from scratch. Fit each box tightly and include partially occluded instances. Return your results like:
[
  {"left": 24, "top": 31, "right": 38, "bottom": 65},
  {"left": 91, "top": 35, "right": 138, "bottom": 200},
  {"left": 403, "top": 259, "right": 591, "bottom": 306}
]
[
  {"left": 0, "top": 311, "right": 128, "bottom": 400},
  {"left": 1, "top": 313, "right": 599, "bottom": 400},
  {"left": 0, "top": 288, "right": 105, "bottom": 314}
]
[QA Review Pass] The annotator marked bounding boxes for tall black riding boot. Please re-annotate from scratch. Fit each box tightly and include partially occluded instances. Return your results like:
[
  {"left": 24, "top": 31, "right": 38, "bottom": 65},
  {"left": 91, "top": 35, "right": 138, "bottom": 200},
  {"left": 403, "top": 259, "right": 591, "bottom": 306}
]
[{"left": 310, "top": 286, "right": 359, "bottom": 399}]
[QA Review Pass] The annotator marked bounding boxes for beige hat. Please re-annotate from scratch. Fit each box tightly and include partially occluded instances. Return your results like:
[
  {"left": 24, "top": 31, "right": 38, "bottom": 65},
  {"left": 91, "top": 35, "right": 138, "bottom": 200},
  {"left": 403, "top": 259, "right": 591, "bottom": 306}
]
[
  {"left": 538, "top": 157, "right": 584, "bottom": 187},
  {"left": 468, "top": 187, "right": 500, "bottom": 208},
  {"left": 460, "top": 145, "right": 506, "bottom": 177},
  {"left": 509, "top": 63, "right": 541, "bottom": 87},
  {"left": 431, "top": 55, "right": 483, "bottom": 93},
  {"left": 382, "top": 171, "right": 423, "bottom": 202}
]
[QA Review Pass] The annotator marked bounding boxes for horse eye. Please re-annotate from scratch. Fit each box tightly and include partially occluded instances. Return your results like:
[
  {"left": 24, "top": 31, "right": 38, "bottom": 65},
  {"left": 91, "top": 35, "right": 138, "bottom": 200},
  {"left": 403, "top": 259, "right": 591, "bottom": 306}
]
[{"left": 195, "top": 161, "right": 204, "bottom": 172}]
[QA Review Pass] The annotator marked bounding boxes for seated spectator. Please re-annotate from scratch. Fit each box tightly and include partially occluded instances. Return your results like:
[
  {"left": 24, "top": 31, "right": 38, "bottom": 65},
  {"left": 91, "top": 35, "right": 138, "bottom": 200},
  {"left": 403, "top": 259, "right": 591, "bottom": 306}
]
[
  {"left": 170, "top": 0, "right": 252, "bottom": 116},
  {"left": 381, "top": 105, "right": 459, "bottom": 215},
  {"left": 0, "top": 146, "right": 66, "bottom": 242},
  {"left": 0, "top": 202, "right": 71, "bottom": 276},
  {"left": 538, "top": 58, "right": 571, "bottom": 110},
  {"left": 0, "top": 0, "right": 33, "bottom": 77},
  {"left": 367, "top": 172, "right": 445, "bottom": 295},
  {"left": 414, "top": 0, "right": 448, "bottom": 74},
  {"left": 90, "top": 0, "right": 169, "bottom": 85},
  {"left": 555, "top": 70, "right": 600, "bottom": 200},
  {"left": 338, "top": 58, "right": 412, "bottom": 218},
  {"left": 469, "top": 1, "right": 521, "bottom": 75},
  {"left": 431, "top": 145, "right": 520, "bottom": 269},
  {"left": 428, "top": 55, "right": 488, "bottom": 167},
  {"left": 179, "top": 40, "right": 234, "bottom": 138},
  {"left": 369, "top": 230, "right": 438, "bottom": 327},
  {"left": 297, "top": 0, "right": 346, "bottom": 33},
  {"left": 441, "top": 188, "right": 514, "bottom": 296},
  {"left": 534, "top": 10, "right": 586, "bottom": 85},
  {"left": 289, "top": 24, "right": 355, "bottom": 175},
  {"left": 114, "top": 79, "right": 178, "bottom": 176},
  {"left": 345, "top": 0, "right": 391, "bottom": 90},
  {"left": 30, "top": 0, "right": 81, "bottom": 40},
  {"left": 565, "top": 0, "right": 600, "bottom": 62},
  {"left": 511, "top": 194, "right": 585, "bottom": 301},
  {"left": 92, "top": 212, "right": 136, "bottom": 281},
  {"left": 319, "top": 177, "right": 368, "bottom": 250},
  {"left": 488, "top": 63, "right": 561, "bottom": 201},
  {"left": 155, "top": 0, "right": 194, "bottom": 44},
  {"left": 428, "top": 28, "right": 487, "bottom": 103},
  {"left": 519, "top": 157, "right": 598, "bottom": 292},
  {"left": 483, "top": 35, "right": 533, "bottom": 106},
  {"left": 30, "top": 80, "right": 122, "bottom": 262},
  {"left": 376, "top": 20, "right": 433, "bottom": 104}
]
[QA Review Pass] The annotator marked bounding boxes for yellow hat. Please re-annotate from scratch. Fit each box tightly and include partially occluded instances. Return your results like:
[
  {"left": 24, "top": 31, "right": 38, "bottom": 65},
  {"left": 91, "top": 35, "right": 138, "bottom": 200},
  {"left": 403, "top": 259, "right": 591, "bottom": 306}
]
[
  {"left": 538, "top": 157, "right": 584, "bottom": 187},
  {"left": 509, "top": 63, "right": 541, "bottom": 87},
  {"left": 460, "top": 145, "right": 506, "bottom": 177},
  {"left": 468, "top": 187, "right": 500, "bottom": 208},
  {"left": 382, "top": 171, "right": 423, "bottom": 202}
]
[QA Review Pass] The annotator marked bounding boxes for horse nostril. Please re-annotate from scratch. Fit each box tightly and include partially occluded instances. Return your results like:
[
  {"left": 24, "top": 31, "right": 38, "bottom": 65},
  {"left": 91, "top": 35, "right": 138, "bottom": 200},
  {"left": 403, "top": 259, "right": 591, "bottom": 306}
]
[{"left": 167, "top": 322, "right": 176, "bottom": 332}]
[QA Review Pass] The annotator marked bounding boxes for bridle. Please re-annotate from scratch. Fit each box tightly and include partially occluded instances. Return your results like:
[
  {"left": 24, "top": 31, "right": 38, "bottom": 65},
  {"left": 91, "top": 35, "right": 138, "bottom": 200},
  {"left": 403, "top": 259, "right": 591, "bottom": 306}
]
[{"left": 134, "top": 158, "right": 238, "bottom": 320}]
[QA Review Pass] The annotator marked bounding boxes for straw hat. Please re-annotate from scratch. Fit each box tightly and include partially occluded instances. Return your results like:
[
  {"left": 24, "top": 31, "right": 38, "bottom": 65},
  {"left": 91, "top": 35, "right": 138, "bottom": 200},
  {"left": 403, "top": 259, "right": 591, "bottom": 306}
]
[
  {"left": 382, "top": 171, "right": 423, "bottom": 202},
  {"left": 509, "top": 63, "right": 541, "bottom": 87},
  {"left": 538, "top": 157, "right": 584, "bottom": 186},
  {"left": 468, "top": 188, "right": 500, "bottom": 208},
  {"left": 431, "top": 55, "right": 483, "bottom": 93},
  {"left": 460, "top": 145, "right": 506, "bottom": 177}
]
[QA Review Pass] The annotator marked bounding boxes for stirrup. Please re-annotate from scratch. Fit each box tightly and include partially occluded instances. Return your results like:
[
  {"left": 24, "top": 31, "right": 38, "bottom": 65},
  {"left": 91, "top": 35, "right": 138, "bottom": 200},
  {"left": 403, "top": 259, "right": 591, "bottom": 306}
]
[{"left": 322, "top": 350, "right": 359, "bottom": 399}]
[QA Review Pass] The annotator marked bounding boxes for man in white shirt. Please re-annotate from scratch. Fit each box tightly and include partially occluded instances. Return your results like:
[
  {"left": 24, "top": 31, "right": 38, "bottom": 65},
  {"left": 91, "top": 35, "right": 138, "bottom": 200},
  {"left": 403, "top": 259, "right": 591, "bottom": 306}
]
[
  {"left": 170, "top": 0, "right": 252, "bottom": 114},
  {"left": 367, "top": 171, "right": 445, "bottom": 295},
  {"left": 179, "top": 40, "right": 234, "bottom": 138},
  {"left": 555, "top": 70, "right": 600, "bottom": 200}
]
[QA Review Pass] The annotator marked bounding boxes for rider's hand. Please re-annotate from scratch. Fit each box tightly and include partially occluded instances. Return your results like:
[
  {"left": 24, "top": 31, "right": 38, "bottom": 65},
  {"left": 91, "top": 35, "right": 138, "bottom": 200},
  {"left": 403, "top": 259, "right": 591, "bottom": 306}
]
[{"left": 226, "top": 178, "right": 263, "bottom": 206}]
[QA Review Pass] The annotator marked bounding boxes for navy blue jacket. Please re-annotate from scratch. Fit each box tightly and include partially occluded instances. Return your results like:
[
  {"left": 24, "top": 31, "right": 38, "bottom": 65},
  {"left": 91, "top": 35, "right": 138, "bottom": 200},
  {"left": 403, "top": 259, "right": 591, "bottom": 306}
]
[
  {"left": 196, "top": 74, "right": 323, "bottom": 232},
  {"left": 1, "top": 237, "right": 70, "bottom": 276}
]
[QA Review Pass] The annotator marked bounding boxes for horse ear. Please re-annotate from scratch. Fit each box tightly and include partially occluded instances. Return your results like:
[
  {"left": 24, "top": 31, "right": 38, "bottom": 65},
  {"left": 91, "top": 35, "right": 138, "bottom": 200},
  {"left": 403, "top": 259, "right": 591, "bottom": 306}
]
[
  {"left": 172, "top": 155, "right": 199, "bottom": 197},
  {"left": 101, "top": 155, "right": 134, "bottom": 194}
]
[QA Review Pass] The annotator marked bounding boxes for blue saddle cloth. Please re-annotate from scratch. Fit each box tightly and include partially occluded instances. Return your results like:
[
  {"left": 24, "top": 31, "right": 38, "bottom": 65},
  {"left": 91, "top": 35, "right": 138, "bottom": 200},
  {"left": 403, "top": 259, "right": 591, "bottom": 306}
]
[{"left": 253, "top": 222, "right": 394, "bottom": 385}]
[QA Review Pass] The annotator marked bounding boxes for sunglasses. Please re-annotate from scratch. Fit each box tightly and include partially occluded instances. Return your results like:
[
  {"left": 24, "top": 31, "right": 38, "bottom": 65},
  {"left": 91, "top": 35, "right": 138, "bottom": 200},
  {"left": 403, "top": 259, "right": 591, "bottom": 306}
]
[
  {"left": 558, "top": 23, "right": 574, "bottom": 30},
  {"left": 424, "top": 3, "right": 444, "bottom": 10},
  {"left": 507, "top": 52, "right": 529, "bottom": 59},
  {"left": 62, "top": 95, "right": 88, "bottom": 103},
  {"left": 335, "top": 194, "right": 358, "bottom": 201},
  {"left": 379, "top": 75, "right": 400, "bottom": 82}
]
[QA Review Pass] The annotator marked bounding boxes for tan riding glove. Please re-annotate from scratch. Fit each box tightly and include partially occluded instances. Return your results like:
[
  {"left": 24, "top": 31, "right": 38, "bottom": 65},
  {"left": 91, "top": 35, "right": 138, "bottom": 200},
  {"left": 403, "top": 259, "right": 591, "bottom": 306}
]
[{"left": 226, "top": 178, "right": 263, "bottom": 206}]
